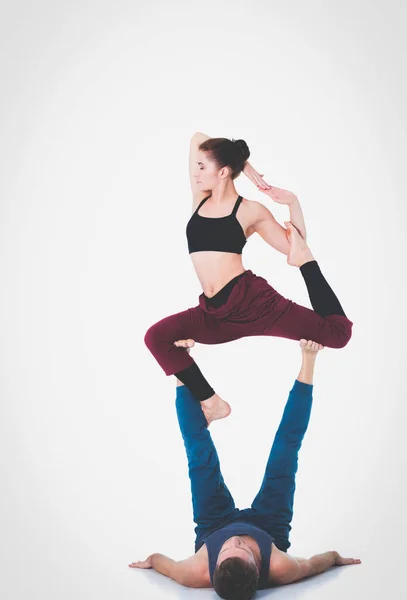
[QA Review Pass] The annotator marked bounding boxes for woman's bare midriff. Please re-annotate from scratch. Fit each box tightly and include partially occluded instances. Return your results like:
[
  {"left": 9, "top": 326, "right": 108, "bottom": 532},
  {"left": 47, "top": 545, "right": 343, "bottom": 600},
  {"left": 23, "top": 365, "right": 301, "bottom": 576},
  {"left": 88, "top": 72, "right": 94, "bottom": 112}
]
[
  {"left": 189, "top": 197, "right": 257, "bottom": 297},
  {"left": 190, "top": 252, "right": 246, "bottom": 298}
]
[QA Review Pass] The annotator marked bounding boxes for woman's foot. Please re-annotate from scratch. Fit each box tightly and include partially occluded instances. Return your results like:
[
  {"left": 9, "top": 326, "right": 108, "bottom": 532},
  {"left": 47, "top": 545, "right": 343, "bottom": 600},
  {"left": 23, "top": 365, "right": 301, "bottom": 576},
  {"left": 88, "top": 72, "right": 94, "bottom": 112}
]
[
  {"left": 284, "top": 221, "right": 315, "bottom": 267},
  {"left": 201, "top": 394, "right": 232, "bottom": 426},
  {"left": 174, "top": 338, "right": 231, "bottom": 425}
]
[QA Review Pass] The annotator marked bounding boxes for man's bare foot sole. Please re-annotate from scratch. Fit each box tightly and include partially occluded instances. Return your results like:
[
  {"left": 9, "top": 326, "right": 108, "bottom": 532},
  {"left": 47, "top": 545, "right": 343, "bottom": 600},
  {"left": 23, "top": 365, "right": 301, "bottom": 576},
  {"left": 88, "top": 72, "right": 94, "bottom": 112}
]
[
  {"left": 173, "top": 339, "right": 195, "bottom": 349},
  {"left": 299, "top": 339, "right": 324, "bottom": 353}
]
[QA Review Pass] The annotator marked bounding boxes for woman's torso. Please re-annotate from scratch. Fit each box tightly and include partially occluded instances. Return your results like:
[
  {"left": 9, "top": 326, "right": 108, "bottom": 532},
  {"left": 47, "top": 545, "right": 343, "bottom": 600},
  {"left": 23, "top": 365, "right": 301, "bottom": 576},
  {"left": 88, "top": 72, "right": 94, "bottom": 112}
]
[{"left": 187, "top": 194, "right": 257, "bottom": 297}]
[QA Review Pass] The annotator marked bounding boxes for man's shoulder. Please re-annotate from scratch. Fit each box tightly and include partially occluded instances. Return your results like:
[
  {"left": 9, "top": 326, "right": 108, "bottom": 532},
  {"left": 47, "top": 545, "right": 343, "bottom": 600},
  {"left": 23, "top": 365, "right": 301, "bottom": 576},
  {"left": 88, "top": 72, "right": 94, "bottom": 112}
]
[
  {"left": 267, "top": 543, "right": 299, "bottom": 586},
  {"left": 176, "top": 544, "right": 211, "bottom": 588}
]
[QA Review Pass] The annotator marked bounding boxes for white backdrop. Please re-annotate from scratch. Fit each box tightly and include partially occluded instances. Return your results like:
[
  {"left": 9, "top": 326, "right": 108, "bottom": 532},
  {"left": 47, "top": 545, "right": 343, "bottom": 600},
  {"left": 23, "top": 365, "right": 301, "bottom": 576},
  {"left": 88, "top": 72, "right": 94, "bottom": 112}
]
[{"left": 1, "top": 1, "right": 406, "bottom": 599}]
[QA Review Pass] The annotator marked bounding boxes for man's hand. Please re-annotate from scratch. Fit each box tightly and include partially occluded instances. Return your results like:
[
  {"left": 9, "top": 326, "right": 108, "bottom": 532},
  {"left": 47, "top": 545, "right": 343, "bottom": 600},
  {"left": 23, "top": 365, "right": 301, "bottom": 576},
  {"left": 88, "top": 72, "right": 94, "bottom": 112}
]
[
  {"left": 129, "top": 555, "right": 153, "bottom": 569},
  {"left": 269, "top": 545, "right": 362, "bottom": 586},
  {"left": 334, "top": 551, "right": 362, "bottom": 567},
  {"left": 128, "top": 552, "right": 209, "bottom": 587}
]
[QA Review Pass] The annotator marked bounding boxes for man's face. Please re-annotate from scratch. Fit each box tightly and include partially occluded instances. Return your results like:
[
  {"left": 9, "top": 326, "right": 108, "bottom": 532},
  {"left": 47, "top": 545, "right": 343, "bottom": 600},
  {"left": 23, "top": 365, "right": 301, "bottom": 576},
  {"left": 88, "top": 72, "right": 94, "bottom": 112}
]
[{"left": 216, "top": 536, "right": 258, "bottom": 569}]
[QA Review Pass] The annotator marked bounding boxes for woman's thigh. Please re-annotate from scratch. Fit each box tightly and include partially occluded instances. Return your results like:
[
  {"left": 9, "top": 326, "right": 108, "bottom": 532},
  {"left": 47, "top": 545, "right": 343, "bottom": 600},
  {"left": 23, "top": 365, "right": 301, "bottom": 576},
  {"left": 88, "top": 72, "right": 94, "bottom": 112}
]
[
  {"left": 144, "top": 305, "right": 248, "bottom": 375},
  {"left": 144, "top": 305, "right": 242, "bottom": 346},
  {"left": 213, "top": 271, "right": 353, "bottom": 348}
]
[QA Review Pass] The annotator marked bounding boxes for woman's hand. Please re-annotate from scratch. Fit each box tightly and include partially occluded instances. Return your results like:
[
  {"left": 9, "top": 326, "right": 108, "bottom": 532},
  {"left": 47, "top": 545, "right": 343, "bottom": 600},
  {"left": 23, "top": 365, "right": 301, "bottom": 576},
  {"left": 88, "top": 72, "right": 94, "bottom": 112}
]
[
  {"left": 257, "top": 185, "right": 298, "bottom": 206},
  {"left": 242, "top": 162, "right": 272, "bottom": 189},
  {"left": 129, "top": 555, "right": 153, "bottom": 569}
]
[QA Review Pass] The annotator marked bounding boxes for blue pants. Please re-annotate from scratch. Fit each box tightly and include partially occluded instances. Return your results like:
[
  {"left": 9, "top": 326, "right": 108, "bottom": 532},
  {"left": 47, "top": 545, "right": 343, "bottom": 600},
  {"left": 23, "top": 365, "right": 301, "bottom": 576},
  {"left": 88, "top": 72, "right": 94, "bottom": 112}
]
[{"left": 175, "top": 379, "right": 313, "bottom": 553}]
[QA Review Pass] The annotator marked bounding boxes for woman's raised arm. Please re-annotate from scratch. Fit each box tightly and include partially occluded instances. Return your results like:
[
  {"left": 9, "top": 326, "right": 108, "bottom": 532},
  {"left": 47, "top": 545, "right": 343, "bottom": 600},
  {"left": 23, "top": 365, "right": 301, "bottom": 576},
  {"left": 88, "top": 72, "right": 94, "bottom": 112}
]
[{"left": 258, "top": 185, "right": 307, "bottom": 241}]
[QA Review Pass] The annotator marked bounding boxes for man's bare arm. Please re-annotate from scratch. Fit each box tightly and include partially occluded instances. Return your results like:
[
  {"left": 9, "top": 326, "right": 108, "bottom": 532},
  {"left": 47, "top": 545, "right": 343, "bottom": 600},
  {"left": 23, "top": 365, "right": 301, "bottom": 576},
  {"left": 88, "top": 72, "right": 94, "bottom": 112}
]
[
  {"left": 269, "top": 546, "right": 361, "bottom": 586},
  {"left": 129, "top": 552, "right": 209, "bottom": 588}
]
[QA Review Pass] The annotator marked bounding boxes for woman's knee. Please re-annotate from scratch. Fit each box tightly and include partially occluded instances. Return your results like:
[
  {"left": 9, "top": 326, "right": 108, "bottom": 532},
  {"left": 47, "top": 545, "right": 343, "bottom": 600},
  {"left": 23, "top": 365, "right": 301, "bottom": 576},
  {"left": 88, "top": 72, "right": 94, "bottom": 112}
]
[
  {"left": 338, "top": 331, "right": 352, "bottom": 348},
  {"left": 144, "top": 322, "right": 163, "bottom": 351},
  {"left": 322, "top": 315, "right": 353, "bottom": 349},
  {"left": 330, "top": 323, "right": 353, "bottom": 348}
]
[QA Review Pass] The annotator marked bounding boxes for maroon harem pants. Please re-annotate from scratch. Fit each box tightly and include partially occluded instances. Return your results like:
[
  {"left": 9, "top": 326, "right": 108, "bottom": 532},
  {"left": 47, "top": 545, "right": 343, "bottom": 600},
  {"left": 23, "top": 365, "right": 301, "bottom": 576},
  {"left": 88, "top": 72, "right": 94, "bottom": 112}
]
[{"left": 144, "top": 269, "right": 353, "bottom": 377}]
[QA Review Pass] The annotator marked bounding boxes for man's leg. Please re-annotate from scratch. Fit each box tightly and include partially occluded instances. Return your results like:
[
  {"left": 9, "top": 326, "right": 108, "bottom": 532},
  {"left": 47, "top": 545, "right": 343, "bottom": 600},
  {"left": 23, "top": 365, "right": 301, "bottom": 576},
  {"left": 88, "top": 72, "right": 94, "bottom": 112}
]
[
  {"left": 250, "top": 339, "right": 322, "bottom": 552},
  {"left": 175, "top": 372, "right": 239, "bottom": 546}
]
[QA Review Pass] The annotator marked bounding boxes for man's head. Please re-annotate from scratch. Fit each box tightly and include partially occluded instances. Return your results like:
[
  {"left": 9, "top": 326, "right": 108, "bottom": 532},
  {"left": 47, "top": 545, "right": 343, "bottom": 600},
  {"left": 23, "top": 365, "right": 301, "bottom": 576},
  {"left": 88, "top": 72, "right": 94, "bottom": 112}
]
[{"left": 213, "top": 536, "right": 259, "bottom": 599}]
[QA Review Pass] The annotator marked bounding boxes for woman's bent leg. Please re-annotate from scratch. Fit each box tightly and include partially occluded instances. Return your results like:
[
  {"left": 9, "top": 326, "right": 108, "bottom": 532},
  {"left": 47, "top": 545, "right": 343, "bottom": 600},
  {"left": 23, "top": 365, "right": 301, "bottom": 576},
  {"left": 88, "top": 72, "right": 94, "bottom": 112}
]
[
  {"left": 268, "top": 297, "right": 352, "bottom": 348},
  {"left": 174, "top": 362, "right": 215, "bottom": 402},
  {"left": 255, "top": 261, "right": 353, "bottom": 348},
  {"left": 144, "top": 306, "right": 239, "bottom": 401},
  {"left": 300, "top": 260, "right": 347, "bottom": 317},
  {"left": 144, "top": 307, "right": 216, "bottom": 400},
  {"left": 144, "top": 308, "right": 198, "bottom": 375},
  {"left": 274, "top": 222, "right": 353, "bottom": 346}
]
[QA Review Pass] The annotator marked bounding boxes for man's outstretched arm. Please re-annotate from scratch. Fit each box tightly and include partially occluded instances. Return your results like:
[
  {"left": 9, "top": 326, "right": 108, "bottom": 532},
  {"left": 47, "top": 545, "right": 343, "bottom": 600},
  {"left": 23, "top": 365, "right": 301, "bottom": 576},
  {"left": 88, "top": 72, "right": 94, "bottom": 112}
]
[
  {"left": 129, "top": 552, "right": 209, "bottom": 588},
  {"left": 268, "top": 546, "right": 361, "bottom": 586}
]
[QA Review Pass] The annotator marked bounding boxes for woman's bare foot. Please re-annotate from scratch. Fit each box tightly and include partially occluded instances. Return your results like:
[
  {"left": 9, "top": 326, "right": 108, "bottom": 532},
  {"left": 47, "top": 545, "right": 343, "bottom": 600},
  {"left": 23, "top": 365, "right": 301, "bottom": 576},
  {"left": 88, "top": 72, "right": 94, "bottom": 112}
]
[
  {"left": 201, "top": 394, "right": 232, "bottom": 426},
  {"left": 174, "top": 339, "right": 231, "bottom": 425},
  {"left": 284, "top": 221, "right": 315, "bottom": 267}
]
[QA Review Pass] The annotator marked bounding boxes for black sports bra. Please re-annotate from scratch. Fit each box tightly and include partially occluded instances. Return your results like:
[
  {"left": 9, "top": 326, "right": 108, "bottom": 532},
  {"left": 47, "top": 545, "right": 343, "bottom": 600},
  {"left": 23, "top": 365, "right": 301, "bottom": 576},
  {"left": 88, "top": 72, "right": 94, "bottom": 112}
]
[{"left": 186, "top": 194, "right": 247, "bottom": 254}]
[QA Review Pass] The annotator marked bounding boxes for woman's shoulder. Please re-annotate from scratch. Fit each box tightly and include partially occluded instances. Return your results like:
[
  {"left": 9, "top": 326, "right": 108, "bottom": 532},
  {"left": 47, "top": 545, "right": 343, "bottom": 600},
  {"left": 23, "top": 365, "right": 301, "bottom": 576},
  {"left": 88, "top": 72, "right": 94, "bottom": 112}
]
[
  {"left": 241, "top": 196, "right": 265, "bottom": 211},
  {"left": 241, "top": 197, "right": 270, "bottom": 224}
]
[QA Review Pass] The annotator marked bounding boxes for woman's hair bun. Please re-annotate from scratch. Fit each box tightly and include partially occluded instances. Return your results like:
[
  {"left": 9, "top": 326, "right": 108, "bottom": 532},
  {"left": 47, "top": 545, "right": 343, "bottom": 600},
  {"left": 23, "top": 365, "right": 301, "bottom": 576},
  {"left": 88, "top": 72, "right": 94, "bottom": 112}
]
[{"left": 232, "top": 138, "right": 250, "bottom": 161}]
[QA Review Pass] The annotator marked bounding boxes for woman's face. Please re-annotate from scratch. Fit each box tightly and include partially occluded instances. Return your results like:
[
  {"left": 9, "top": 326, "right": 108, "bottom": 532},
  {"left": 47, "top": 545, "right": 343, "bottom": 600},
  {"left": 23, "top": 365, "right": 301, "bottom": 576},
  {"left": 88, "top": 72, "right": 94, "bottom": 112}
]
[{"left": 194, "top": 150, "right": 227, "bottom": 192}]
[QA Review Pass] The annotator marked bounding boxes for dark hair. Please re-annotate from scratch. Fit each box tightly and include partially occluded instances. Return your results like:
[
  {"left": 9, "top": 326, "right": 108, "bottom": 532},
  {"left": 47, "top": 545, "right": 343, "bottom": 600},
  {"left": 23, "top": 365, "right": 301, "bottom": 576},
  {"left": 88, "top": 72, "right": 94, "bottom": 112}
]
[
  {"left": 199, "top": 137, "right": 250, "bottom": 180},
  {"left": 213, "top": 557, "right": 259, "bottom": 600}
]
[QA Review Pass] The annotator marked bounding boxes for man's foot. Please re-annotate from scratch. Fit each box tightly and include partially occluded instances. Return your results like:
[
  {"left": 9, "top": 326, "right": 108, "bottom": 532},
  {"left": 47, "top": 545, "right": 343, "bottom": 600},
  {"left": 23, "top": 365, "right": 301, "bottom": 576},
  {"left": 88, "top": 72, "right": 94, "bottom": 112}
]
[
  {"left": 284, "top": 221, "right": 315, "bottom": 267},
  {"left": 299, "top": 338, "right": 324, "bottom": 353},
  {"left": 297, "top": 339, "right": 324, "bottom": 384},
  {"left": 174, "top": 339, "right": 195, "bottom": 349},
  {"left": 201, "top": 394, "right": 232, "bottom": 426}
]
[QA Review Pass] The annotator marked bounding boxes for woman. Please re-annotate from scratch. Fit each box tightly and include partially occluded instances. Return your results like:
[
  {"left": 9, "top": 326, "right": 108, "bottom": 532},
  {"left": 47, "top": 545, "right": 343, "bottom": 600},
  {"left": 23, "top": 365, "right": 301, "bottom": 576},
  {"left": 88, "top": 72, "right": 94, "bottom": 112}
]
[{"left": 144, "top": 132, "right": 353, "bottom": 424}]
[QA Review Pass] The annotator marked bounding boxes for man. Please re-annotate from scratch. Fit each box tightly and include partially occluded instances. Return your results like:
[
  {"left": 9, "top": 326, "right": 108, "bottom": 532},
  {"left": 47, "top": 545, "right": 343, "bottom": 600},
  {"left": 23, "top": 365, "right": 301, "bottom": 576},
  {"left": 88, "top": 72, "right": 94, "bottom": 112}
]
[{"left": 129, "top": 339, "right": 361, "bottom": 598}]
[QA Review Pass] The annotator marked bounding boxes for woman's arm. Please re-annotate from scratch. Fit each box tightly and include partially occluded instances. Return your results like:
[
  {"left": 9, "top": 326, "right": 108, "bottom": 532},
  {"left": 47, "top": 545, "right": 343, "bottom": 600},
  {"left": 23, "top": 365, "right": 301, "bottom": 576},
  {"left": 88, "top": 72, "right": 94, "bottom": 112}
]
[
  {"left": 287, "top": 197, "right": 306, "bottom": 241},
  {"left": 252, "top": 203, "right": 290, "bottom": 255},
  {"left": 191, "top": 131, "right": 211, "bottom": 145},
  {"left": 258, "top": 186, "right": 307, "bottom": 241}
]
